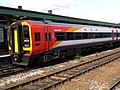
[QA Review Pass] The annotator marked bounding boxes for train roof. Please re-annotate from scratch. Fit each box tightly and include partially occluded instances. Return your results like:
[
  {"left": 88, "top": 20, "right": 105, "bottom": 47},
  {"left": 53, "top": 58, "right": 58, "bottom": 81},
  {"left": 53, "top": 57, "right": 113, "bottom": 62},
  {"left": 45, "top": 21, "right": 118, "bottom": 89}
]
[{"left": 24, "top": 20, "right": 118, "bottom": 28}]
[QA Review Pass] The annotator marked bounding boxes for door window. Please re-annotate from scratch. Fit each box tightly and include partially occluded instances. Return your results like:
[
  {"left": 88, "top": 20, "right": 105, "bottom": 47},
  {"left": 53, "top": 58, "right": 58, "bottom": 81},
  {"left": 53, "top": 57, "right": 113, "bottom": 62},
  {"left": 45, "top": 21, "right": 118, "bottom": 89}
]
[{"left": 45, "top": 32, "right": 51, "bottom": 42}]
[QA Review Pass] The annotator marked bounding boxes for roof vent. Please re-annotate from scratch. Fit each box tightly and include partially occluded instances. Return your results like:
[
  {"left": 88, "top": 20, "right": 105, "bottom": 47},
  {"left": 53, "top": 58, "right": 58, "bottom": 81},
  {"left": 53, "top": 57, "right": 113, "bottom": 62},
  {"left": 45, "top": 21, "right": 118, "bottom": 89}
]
[
  {"left": 48, "top": 10, "right": 52, "bottom": 14},
  {"left": 18, "top": 6, "right": 22, "bottom": 10}
]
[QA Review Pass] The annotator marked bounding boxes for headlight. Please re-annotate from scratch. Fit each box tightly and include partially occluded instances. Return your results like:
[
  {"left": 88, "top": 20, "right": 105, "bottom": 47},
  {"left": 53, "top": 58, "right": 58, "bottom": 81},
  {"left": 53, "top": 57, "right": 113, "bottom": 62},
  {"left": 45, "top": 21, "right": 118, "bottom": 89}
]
[{"left": 14, "top": 55, "right": 19, "bottom": 61}]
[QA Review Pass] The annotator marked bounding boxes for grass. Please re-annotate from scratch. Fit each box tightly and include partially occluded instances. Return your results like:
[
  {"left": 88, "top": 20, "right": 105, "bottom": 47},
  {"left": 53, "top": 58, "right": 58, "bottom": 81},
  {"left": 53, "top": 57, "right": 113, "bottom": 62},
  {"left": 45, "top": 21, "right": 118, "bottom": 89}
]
[{"left": 74, "top": 54, "right": 83, "bottom": 62}]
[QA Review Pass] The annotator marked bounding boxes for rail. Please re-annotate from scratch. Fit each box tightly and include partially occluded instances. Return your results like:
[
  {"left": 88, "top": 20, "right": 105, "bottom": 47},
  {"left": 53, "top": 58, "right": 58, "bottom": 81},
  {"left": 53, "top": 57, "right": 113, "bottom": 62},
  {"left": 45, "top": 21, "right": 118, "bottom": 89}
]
[{"left": 3, "top": 48, "right": 120, "bottom": 90}]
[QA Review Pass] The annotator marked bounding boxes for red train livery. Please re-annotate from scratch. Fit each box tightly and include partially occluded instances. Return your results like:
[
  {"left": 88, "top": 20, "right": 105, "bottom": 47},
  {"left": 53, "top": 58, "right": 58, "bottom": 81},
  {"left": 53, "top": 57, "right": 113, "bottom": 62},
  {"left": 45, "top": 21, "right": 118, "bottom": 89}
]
[{"left": 8, "top": 20, "right": 120, "bottom": 65}]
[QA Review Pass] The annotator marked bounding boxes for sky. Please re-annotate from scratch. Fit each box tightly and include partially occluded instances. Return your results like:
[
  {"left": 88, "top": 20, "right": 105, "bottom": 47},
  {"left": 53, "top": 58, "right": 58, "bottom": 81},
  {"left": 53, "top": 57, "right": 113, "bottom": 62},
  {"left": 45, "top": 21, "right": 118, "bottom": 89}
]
[{"left": 0, "top": 0, "right": 120, "bottom": 23}]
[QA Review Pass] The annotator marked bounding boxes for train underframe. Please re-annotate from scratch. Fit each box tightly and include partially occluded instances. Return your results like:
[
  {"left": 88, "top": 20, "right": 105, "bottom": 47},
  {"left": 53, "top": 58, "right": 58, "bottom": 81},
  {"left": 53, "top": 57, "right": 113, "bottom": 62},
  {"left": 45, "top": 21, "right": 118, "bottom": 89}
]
[{"left": 11, "top": 40, "right": 120, "bottom": 66}]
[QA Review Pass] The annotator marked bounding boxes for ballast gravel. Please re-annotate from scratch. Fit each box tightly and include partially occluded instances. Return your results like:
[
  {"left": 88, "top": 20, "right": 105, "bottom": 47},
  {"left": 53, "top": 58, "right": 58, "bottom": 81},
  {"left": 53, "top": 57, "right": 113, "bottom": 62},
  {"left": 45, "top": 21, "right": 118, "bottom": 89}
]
[
  {"left": 0, "top": 49, "right": 119, "bottom": 89},
  {"left": 55, "top": 58, "right": 120, "bottom": 90},
  {"left": 0, "top": 59, "right": 79, "bottom": 88}
]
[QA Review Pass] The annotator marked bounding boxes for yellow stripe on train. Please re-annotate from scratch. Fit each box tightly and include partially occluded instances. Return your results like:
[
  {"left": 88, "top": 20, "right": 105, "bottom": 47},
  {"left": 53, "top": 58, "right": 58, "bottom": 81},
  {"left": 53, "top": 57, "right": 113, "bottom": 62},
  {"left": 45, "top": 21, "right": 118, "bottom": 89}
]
[{"left": 14, "top": 29, "right": 19, "bottom": 52}]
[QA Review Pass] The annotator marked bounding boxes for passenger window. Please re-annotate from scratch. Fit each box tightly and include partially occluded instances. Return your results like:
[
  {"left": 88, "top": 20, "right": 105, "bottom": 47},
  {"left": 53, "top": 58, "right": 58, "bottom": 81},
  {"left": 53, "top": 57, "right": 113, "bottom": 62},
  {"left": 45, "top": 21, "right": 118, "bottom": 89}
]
[
  {"left": 66, "top": 32, "right": 74, "bottom": 40},
  {"left": 75, "top": 33, "right": 82, "bottom": 40},
  {"left": 35, "top": 33, "right": 41, "bottom": 41},
  {"left": 89, "top": 33, "right": 94, "bottom": 39},
  {"left": 55, "top": 32, "right": 65, "bottom": 41},
  {"left": 83, "top": 33, "right": 89, "bottom": 39}
]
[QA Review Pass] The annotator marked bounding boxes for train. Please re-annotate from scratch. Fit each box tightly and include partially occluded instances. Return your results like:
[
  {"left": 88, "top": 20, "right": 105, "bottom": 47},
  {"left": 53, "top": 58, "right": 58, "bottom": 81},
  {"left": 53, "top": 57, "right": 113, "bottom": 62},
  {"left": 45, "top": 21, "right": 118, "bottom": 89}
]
[
  {"left": 8, "top": 20, "right": 120, "bottom": 65},
  {"left": 0, "top": 26, "right": 8, "bottom": 54}
]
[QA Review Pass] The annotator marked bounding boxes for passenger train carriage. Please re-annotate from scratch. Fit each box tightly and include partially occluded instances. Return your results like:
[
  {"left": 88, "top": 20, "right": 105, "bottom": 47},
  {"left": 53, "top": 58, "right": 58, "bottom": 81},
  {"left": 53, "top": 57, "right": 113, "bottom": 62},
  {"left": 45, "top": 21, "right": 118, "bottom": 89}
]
[{"left": 8, "top": 20, "right": 120, "bottom": 65}]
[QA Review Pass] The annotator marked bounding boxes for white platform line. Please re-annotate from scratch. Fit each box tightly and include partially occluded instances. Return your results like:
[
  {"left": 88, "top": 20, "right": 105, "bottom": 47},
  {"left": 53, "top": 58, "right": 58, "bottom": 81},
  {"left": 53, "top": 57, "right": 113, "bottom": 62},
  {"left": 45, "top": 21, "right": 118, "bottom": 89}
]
[{"left": 0, "top": 54, "right": 10, "bottom": 58}]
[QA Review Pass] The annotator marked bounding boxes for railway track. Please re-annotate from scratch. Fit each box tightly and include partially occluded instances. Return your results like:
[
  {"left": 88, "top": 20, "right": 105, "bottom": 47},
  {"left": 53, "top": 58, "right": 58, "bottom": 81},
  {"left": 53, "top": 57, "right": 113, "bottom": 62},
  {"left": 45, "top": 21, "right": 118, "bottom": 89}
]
[
  {"left": 0, "top": 65, "right": 27, "bottom": 78},
  {"left": 3, "top": 48, "right": 120, "bottom": 90},
  {"left": 109, "top": 78, "right": 120, "bottom": 90}
]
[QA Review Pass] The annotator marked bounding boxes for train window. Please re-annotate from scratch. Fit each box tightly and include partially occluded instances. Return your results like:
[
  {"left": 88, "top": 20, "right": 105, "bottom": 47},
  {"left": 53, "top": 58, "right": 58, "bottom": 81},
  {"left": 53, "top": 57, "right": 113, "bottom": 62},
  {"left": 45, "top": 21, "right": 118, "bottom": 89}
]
[
  {"left": 83, "top": 33, "right": 89, "bottom": 39},
  {"left": 49, "top": 33, "right": 51, "bottom": 41},
  {"left": 103, "top": 33, "right": 109, "bottom": 38},
  {"left": 99, "top": 33, "right": 104, "bottom": 38},
  {"left": 94, "top": 33, "right": 101, "bottom": 38},
  {"left": 75, "top": 33, "right": 82, "bottom": 40},
  {"left": 108, "top": 33, "right": 112, "bottom": 37},
  {"left": 45, "top": 33, "right": 49, "bottom": 41},
  {"left": 114, "top": 33, "right": 119, "bottom": 37},
  {"left": 45, "top": 33, "right": 51, "bottom": 41},
  {"left": 55, "top": 32, "right": 65, "bottom": 41},
  {"left": 35, "top": 33, "right": 41, "bottom": 41},
  {"left": 55, "top": 32, "right": 112, "bottom": 41},
  {"left": 23, "top": 25, "right": 30, "bottom": 47},
  {"left": 114, "top": 33, "right": 116, "bottom": 37},
  {"left": 66, "top": 32, "right": 74, "bottom": 40},
  {"left": 89, "top": 33, "right": 94, "bottom": 39}
]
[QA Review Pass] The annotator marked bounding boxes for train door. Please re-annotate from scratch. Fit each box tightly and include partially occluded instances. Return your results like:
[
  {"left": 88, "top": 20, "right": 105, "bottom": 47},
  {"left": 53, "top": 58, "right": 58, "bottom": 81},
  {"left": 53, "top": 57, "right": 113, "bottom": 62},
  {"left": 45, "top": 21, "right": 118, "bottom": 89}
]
[
  {"left": 112, "top": 30, "right": 114, "bottom": 41},
  {"left": 44, "top": 26, "right": 52, "bottom": 51},
  {"left": 9, "top": 23, "right": 23, "bottom": 54},
  {"left": 116, "top": 29, "right": 118, "bottom": 41},
  {"left": 117, "top": 28, "right": 120, "bottom": 40}
]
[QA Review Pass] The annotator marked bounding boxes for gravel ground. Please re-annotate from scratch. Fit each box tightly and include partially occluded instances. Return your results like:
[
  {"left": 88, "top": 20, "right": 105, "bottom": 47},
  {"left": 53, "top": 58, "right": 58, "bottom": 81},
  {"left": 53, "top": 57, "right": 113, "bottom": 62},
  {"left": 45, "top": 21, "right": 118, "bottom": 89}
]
[
  {"left": 54, "top": 58, "right": 120, "bottom": 90},
  {"left": 0, "top": 58, "right": 81, "bottom": 88},
  {"left": 113, "top": 83, "right": 120, "bottom": 90},
  {"left": 0, "top": 49, "right": 119, "bottom": 89}
]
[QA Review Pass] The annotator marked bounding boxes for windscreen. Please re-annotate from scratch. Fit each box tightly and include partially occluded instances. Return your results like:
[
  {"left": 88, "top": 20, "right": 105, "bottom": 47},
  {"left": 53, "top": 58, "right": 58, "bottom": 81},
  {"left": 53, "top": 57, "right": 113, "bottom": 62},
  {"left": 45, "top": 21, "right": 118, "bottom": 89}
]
[{"left": 23, "top": 25, "right": 30, "bottom": 47}]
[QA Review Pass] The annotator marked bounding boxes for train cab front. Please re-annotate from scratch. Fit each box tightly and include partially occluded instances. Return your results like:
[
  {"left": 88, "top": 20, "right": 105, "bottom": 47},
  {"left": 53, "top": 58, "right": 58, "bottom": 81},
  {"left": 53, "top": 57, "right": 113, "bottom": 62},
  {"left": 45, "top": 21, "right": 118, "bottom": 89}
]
[{"left": 9, "top": 21, "right": 32, "bottom": 66}]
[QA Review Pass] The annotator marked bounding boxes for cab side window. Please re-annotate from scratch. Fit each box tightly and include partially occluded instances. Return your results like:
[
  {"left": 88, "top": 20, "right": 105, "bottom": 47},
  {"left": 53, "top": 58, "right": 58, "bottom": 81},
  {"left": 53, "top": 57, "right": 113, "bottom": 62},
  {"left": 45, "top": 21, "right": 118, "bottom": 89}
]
[{"left": 35, "top": 32, "right": 41, "bottom": 41}]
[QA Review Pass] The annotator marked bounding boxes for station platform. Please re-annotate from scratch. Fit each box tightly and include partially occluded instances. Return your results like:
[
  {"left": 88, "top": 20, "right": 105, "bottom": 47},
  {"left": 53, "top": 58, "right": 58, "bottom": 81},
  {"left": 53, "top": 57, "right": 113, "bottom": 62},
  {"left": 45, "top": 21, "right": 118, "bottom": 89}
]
[
  {"left": 0, "top": 46, "right": 9, "bottom": 56},
  {"left": 0, "top": 54, "right": 10, "bottom": 58},
  {"left": 0, "top": 54, "right": 11, "bottom": 68}
]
